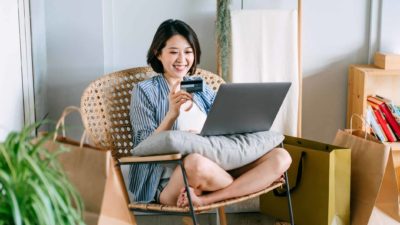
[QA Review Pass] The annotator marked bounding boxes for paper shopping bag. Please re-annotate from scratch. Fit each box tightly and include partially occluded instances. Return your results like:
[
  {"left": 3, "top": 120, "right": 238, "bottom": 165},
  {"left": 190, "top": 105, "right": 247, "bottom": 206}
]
[
  {"left": 260, "top": 135, "right": 351, "bottom": 225},
  {"left": 333, "top": 129, "right": 400, "bottom": 225},
  {"left": 42, "top": 106, "right": 135, "bottom": 225}
]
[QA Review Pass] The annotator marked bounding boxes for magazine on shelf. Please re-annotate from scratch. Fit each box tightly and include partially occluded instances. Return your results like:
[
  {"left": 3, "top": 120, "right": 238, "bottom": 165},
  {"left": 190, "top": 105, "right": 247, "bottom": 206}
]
[
  {"left": 367, "top": 96, "right": 400, "bottom": 140},
  {"left": 366, "top": 105, "right": 388, "bottom": 142}
]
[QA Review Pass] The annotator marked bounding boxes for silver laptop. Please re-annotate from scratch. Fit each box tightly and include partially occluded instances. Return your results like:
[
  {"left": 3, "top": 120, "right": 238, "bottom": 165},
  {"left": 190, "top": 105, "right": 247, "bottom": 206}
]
[{"left": 200, "top": 82, "right": 291, "bottom": 136}]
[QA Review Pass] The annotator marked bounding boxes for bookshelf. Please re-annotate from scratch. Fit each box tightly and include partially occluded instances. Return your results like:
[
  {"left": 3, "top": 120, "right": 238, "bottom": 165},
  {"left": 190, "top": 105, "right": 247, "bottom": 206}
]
[
  {"left": 347, "top": 64, "right": 400, "bottom": 188},
  {"left": 347, "top": 65, "right": 400, "bottom": 138}
]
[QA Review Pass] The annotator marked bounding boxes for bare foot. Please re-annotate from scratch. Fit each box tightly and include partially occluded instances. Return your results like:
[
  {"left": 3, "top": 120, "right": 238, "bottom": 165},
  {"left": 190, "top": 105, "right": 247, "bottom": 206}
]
[{"left": 177, "top": 187, "right": 204, "bottom": 207}]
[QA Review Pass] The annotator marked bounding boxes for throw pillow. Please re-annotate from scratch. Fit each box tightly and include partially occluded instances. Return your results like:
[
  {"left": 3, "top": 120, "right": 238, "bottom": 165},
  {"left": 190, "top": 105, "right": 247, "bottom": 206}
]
[{"left": 132, "top": 131, "right": 284, "bottom": 170}]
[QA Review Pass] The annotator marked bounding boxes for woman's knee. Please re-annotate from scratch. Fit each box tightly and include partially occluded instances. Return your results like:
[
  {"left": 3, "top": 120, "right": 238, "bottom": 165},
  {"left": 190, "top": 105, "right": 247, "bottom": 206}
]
[
  {"left": 273, "top": 148, "right": 292, "bottom": 173},
  {"left": 183, "top": 153, "right": 211, "bottom": 178}
]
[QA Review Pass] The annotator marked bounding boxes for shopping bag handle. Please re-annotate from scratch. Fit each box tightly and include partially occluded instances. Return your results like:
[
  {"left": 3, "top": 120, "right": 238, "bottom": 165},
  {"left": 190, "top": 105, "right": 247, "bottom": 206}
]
[
  {"left": 273, "top": 151, "right": 306, "bottom": 197},
  {"left": 54, "top": 106, "right": 87, "bottom": 147},
  {"left": 349, "top": 113, "right": 374, "bottom": 140}
]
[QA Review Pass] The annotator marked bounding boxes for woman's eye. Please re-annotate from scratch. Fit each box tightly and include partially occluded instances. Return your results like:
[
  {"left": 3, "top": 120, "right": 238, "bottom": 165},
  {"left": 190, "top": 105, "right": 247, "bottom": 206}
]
[
  {"left": 170, "top": 52, "right": 178, "bottom": 54},
  {"left": 185, "top": 51, "right": 193, "bottom": 54}
]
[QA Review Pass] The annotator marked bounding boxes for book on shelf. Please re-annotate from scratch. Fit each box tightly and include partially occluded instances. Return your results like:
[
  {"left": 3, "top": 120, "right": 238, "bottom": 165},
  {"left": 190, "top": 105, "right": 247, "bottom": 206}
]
[
  {"left": 375, "top": 95, "right": 400, "bottom": 124},
  {"left": 366, "top": 105, "right": 388, "bottom": 142},
  {"left": 367, "top": 100, "right": 397, "bottom": 142},
  {"left": 367, "top": 96, "right": 400, "bottom": 140}
]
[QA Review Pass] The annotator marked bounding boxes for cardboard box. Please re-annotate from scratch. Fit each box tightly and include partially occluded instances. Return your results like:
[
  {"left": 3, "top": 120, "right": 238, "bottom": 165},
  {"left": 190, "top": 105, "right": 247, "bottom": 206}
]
[{"left": 374, "top": 52, "right": 400, "bottom": 70}]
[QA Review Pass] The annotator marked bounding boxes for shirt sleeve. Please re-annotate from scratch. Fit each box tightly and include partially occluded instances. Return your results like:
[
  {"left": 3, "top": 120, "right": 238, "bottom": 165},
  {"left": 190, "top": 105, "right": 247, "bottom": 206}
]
[
  {"left": 130, "top": 84, "right": 157, "bottom": 147},
  {"left": 202, "top": 83, "right": 216, "bottom": 114}
]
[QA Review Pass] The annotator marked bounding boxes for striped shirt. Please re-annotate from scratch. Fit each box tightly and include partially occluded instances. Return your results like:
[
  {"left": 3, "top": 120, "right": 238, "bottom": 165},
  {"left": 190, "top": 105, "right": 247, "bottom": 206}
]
[{"left": 128, "top": 74, "right": 216, "bottom": 203}]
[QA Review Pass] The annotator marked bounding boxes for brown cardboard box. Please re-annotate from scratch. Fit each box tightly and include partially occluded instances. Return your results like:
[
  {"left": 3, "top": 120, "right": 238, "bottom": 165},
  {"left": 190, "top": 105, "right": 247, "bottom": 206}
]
[{"left": 374, "top": 52, "right": 400, "bottom": 70}]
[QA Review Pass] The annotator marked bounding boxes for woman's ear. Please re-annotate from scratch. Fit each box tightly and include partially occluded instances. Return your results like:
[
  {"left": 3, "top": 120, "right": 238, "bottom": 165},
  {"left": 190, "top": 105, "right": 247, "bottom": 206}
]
[{"left": 155, "top": 50, "right": 160, "bottom": 60}]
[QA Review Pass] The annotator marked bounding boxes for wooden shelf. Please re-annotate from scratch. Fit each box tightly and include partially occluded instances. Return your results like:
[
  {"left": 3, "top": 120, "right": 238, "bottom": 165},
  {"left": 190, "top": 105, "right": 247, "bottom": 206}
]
[
  {"left": 347, "top": 64, "right": 400, "bottom": 130},
  {"left": 347, "top": 64, "right": 400, "bottom": 190}
]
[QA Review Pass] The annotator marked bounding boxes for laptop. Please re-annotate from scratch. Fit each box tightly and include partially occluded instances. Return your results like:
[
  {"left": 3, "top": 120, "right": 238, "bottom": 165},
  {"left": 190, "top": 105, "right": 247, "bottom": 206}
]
[{"left": 200, "top": 82, "right": 291, "bottom": 136}]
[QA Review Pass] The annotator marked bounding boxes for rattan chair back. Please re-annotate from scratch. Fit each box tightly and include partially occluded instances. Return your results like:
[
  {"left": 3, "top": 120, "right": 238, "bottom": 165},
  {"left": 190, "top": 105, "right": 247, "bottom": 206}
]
[{"left": 80, "top": 66, "right": 224, "bottom": 158}]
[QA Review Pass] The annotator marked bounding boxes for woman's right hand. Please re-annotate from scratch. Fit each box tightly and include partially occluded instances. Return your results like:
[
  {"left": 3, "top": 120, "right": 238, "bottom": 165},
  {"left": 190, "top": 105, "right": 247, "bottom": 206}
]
[{"left": 167, "top": 82, "right": 193, "bottom": 119}]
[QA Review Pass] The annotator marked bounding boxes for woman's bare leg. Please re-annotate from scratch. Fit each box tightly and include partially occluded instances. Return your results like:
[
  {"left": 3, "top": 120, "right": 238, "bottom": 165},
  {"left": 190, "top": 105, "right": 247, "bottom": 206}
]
[
  {"left": 179, "top": 148, "right": 292, "bottom": 207},
  {"left": 159, "top": 153, "right": 234, "bottom": 206}
]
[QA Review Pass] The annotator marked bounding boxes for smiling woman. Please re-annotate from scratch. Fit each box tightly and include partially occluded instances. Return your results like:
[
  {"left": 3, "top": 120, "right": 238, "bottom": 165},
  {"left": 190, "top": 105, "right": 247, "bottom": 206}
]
[
  {"left": 156, "top": 35, "right": 195, "bottom": 84},
  {"left": 127, "top": 19, "right": 291, "bottom": 209},
  {"left": 147, "top": 19, "right": 201, "bottom": 84}
]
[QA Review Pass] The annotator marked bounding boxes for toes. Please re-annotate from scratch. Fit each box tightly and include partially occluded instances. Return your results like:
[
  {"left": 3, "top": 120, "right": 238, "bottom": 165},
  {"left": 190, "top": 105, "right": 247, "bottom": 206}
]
[
  {"left": 177, "top": 186, "right": 200, "bottom": 207},
  {"left": 177, "top": 191, "right": 188, "bottom": 207},
  {"left": 180, "top": 187, "right": 187, "bottom": 194},
  {"left": 182, "top": 192, "right": 188, "bottom": 206},
  {"left": 177, "top": 195, "right": 184, "bottom": 207}
]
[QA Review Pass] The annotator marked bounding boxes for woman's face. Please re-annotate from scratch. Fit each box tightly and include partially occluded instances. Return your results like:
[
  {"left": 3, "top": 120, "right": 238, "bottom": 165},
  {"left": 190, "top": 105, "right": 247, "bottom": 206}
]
[{"left": 157, "top": 34, "right": 194, "bottom": 83}]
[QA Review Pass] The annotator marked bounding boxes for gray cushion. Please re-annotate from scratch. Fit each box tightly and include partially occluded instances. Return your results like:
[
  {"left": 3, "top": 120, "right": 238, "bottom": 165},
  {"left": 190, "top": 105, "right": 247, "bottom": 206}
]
[{"left": 132, "top": 131, "right": 284, "bottom": 170}]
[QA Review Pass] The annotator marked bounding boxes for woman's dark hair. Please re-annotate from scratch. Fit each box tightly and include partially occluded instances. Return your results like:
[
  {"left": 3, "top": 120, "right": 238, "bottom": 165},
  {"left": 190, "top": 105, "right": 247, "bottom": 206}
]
[{"left": 147, "top": 19, "right": 201, "bottom": 74}]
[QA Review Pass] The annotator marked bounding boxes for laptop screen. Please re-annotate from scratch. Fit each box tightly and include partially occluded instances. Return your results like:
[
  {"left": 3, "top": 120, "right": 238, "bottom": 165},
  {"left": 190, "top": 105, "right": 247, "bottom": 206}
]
[{"left": 200, "top": 82, "right": 291, "bottom": 136}]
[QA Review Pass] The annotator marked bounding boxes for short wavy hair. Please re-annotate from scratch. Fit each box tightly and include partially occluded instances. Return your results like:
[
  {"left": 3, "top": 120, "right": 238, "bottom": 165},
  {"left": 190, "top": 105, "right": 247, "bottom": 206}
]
[{"left": 147, "top": 19, "right": 201, "bottom": 75}]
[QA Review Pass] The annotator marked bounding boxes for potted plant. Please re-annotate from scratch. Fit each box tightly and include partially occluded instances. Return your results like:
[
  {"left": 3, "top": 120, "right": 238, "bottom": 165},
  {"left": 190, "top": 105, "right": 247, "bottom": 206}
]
[{"left": 0, "top": 124, "right": 85, "bottom": 225}]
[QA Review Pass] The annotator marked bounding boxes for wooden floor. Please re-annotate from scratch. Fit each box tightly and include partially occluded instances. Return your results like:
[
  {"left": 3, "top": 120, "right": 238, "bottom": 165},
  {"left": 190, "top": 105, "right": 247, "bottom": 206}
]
[{"left": 135, "top": 212, "right": 288, "bottom": 225}]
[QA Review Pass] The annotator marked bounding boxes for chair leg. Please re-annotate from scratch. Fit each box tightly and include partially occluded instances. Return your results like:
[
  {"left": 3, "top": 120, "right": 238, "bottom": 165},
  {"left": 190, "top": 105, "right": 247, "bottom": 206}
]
[
  {"left": 284, "top": 171, "right": 294, "bottom": 225},
  {"left": 217, "top": 207, "right": 227, "bottom": 225},
  {"left": 178, "top": 160, "right": 198, "bottom": 225}
]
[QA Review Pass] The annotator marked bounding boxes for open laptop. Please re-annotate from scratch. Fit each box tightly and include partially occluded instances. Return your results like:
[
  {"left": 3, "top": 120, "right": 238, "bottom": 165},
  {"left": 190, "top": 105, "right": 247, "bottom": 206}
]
[{"left": 200, "top": 82, "right": 291, "bottom": 136}]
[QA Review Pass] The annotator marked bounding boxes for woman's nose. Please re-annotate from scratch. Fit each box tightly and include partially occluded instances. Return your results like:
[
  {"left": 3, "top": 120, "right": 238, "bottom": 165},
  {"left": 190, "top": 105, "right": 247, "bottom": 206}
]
[{"left": 177, "top": 52, "right": 185, "bottom": 61}]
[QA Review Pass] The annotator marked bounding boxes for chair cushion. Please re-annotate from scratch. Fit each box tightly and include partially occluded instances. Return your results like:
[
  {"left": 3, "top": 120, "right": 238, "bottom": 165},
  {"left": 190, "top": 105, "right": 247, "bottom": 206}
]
[{"left": 132, "top": 131, "right": 284, "bottom": 170}]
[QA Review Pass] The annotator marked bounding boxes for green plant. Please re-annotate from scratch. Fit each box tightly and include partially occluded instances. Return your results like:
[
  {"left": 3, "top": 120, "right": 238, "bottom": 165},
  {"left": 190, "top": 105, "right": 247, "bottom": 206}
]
[
  {"left": 0, "top": 124, "right": 85, "bottom": 225},
  {"left": 216, "top": 0, "right": 232, "bottom": 81}
]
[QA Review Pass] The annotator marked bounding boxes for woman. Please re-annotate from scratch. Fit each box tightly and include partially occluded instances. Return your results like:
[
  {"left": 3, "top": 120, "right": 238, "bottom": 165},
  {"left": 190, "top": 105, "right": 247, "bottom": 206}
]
[{"left": 129, "top": 19, "right": 292, "bottom": 207}]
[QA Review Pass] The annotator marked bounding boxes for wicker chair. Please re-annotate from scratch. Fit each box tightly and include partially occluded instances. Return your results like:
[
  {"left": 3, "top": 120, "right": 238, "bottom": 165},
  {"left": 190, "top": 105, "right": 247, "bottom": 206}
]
[{"left": 80, "top": 66, "right": 294, "bottom": 225}]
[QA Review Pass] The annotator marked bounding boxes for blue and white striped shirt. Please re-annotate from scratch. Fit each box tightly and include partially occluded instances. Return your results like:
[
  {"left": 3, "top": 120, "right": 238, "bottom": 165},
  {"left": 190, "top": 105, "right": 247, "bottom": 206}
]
[{"left": 128, "top": 74, "right": 216, "bottom": 203}]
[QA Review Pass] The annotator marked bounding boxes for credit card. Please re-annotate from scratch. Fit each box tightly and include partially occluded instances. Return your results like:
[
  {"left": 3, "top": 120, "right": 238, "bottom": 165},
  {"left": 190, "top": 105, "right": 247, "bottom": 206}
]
[{"left": 180, "top": 79, "right": 204, "bottom": 93}]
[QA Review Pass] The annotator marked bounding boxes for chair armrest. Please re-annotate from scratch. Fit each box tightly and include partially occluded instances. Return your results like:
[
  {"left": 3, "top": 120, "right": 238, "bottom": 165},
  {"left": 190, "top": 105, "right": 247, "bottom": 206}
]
[{"left": 118, "top": 153, "right": 182, "bottom": 164}]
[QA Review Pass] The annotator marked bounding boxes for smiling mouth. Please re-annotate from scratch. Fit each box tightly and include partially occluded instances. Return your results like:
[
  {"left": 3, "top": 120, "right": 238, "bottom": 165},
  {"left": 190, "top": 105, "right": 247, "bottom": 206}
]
[{"left": 173, "top": 65, "right": 187, "bottom": 71}]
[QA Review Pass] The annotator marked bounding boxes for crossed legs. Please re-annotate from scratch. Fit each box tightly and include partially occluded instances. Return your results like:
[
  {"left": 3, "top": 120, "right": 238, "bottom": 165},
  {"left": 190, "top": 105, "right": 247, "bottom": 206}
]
[
  {"left": 159, "top": 147, "right": 292, "bottom": 207},
  {"left": 159, "top": 153, "right": 234, "bottom": 206}
]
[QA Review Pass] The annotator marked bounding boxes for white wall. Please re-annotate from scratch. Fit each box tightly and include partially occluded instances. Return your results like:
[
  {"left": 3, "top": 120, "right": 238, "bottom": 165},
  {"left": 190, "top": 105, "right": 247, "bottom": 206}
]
[
  {"left": 0, "top": 0, "right": 25, "bottom": 141},
  {"left": 43, "top": 0, "right": 104, "bottom": 138},
  {"left": 380, "top": 0, "right": 400, "bottom": 54},
  {"left": 31, "top": 0, "right": 48, "bottom": 123},
  {"left": 301, "top": 0, "right": 370, "bottom": 142},
  {"left": 32, "top": 0, "right": 399, "bottom": 143}
]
